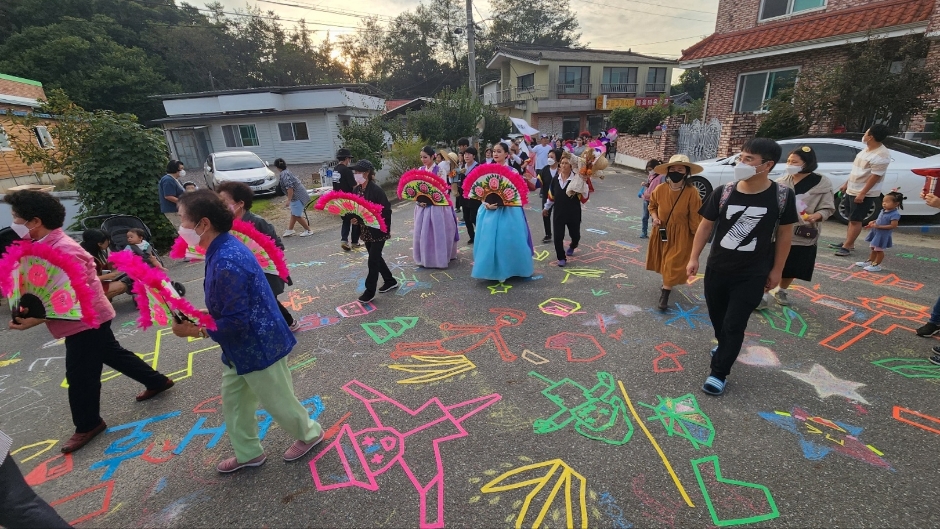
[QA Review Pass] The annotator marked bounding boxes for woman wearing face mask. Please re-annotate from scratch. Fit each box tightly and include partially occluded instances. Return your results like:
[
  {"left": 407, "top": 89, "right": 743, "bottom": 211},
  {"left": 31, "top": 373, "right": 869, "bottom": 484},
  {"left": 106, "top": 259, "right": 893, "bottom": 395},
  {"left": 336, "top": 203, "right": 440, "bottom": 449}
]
[
  {"left": 80, "top": 228, "right": 129, "bottom": 301},
  {"left": 350, "top": 159, "right": 398, "bottom": 300},
  {"left": 537, "top": 149, "right": 563, "bottom": 244},
  {"left": 216, "top": 181, "right": 298, "bottom": 330},
  {"left": 471, "top": 142, "right": 535, "bottom": 281},
  {"left": 412, "top": 152, "right": 459, "bottom": 269},
  {"left": 769, "top": 146, "right": 834, "bottom": 307},
  {"left": 171, "top": 189, "right": 324, "bottom": 473},
  {"left": 646, "top": 155, "right": 703, "bottom": 310},
  {"left": 4, "top": 190, "right": 174, "bottom": 454}
]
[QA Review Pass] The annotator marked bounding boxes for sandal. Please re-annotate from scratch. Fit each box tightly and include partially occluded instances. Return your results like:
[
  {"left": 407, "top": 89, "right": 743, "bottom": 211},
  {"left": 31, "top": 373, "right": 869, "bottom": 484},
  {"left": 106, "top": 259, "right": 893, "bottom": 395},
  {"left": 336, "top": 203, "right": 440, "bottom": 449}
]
[{"left": 702, "top": 376, "right": 726, "bottom": 396}]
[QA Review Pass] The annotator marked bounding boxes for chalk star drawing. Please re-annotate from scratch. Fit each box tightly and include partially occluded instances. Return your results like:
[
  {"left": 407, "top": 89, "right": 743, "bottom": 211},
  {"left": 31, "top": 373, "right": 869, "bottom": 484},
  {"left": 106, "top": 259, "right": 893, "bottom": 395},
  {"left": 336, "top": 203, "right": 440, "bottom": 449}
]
[
  {"left": 529, "top": 371, "right": 633, "bottom": 445},
  {"left": 488, "top": 282, "right": 512, "bottom": 294},
  {"left": 390, "top": 308, "right": 525, "bottom": 362},
  {"left": 639, "top": 394, "right": 715, "bottom": 450},
  {"left": 309, "top": 381, "right": 500, "bottom": 528},
  {"left": 480, "top": 458, "right": 588, "bottom": 528},
  {"left": 759, "top": 406, "right": 892, "bottom": 470},
  {"left": 782, "top": 364, "right": 870, "bottom": 404},
  {"left": 388, "top": 354, "right": 476, "bottom": 384},
  {"left": 663, "top": 303, "right": 711, "bottom": 329}
]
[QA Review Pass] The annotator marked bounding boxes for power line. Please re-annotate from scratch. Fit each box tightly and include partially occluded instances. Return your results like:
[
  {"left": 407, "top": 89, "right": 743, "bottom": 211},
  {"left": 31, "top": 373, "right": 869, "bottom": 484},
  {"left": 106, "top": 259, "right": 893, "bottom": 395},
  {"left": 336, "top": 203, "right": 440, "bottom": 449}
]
[
  {"left": 576, "top": 0, "right": 715, "bottom": 22},
  {"left": 614, "top": 0, "right": 716, "bottom": 15},
  {"left": 251, "top": 0, "right": 395, "bottom": 22}
]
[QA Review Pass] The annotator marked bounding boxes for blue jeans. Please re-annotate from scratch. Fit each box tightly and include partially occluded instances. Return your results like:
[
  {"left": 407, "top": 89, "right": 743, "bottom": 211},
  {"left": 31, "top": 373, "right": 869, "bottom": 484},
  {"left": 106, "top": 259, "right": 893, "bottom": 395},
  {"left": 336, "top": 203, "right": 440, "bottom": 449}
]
[
  {"left": 641, "top": 200, "right": 650, "bottom": 235},
  {"left": 931, "top": 295, "right": 940, "bottom": 324}
]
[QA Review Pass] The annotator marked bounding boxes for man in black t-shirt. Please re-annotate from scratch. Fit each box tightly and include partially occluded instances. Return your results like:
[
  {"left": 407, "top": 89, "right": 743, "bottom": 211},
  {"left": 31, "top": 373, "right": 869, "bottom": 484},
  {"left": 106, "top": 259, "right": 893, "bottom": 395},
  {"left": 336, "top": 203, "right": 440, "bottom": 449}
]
[
  {"left": 687, "top": 138, "right": 799, "bottom": 396},
  {"left": 334, "top": 148, "right": 361, "bottom": 251}
]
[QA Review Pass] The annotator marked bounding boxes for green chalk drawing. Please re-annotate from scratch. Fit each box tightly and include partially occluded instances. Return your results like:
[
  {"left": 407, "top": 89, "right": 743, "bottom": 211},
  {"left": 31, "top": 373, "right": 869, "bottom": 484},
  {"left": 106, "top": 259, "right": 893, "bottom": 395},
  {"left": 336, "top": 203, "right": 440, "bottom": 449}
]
[
  {"left": 872, "top": 358, "right": 940, "bottom": 379},
  {"left": 639, "top": 394, "right": 715, "bottom": 449},
  {"left": 361, "top": 317, "right": 419, "bottom": 344},
  {"left": 691, "top": 455, "right": 780, "bottom": 527},
  {"left": 759, "top": 305, "right": 808, "bottom": 337},
  {"left": 528, "top": 371, "right": 633, "bottom": 445}
]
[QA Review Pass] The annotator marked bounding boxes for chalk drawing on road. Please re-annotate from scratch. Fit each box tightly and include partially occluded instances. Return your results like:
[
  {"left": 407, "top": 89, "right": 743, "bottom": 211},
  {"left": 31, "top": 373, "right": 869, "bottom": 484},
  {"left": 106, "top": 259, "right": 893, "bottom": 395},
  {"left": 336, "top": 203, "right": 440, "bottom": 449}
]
[
  {"left": 309, "top": 380, "right": 500, "bottom": 528},
  {"left": 652, "top": 343, "right": 687, "bottom": 373},
  {"left": 639, "top": 394, "right": 714, "bottom": 450},
  {"left": 595, "top": 490, "right": 634, "bottom": 528},
  {"left": 737, "top": 345, "right": 781, "bottom": 367},
  {"left": 533, "top": 250, "right": 550, "bottom": 262},
  {"left": 872, "top": 358, "right": 940, "bottom": 379},
  {"left": 892, "top": 406, "right": 940, "bottom": 435},
  {"left": 561, "top": 268, "right": 605, "bottom": 284},
  {"left": 539, "top": 298, "right": 584, "bottom": 318},
  {"left": 521, "top": 349, "right": 549, "bottom": 364},
  {"left": 390, "top": 308, "right": 525, "bottom": 362},
  {"left": 662, "top": 303, "right": 711, "bottom": 329},
  {"left": 487, "top": 281, "right": 512, "bottom": 294},
  {"left": 782, "top": 364, "right": 870, "bottom": 404},
  {"left": 813, "top": 262, "right": 923, "bottom": 291},
  {"left": 388, "top": 354, "right": 476, "bottom": 384},
  {"left": 529, "top": 371, "right": 633, "bottom": 445},
  {"left": 280, "top": 289, "right": 318, "bottom": 311},
  {"left": 23, "top": 453, "right": 73, "bottom": 486},
  {"left": 479, "top": 458, "right": 589, "bottom": 528},
  {"left": 10, "top": 439, "right": 58, "bottom": 463},
  {"left": 614, "top": 304, "right": 643, "bottom": 317},
  {"left": 362, "top": 317, "right": 419, "bottom": 344},
  {"left": 49, "top": 479, "right": 115, "bottom": 526},
  {"left": 336, "top": 300, "right": 377, "bottom": 318},
  {"left": 757, "top": 305, "right": 810, "bottom": 337},
  {"left": 545, "top": 332, "right": 607, "bottom": 363},
  {"left": 691, "top": 455, "right": 780, "bottom": 527},
  {"left": 28, "top": 356, "right": 64, "bottom": 371},
  {"left": 296, "top": 313, "right": 341, "bottom": 332}
]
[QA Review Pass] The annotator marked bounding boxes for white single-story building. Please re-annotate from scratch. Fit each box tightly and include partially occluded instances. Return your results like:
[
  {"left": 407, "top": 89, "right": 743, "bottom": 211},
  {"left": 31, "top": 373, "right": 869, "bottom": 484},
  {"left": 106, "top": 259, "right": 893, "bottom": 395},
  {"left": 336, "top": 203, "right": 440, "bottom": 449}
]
[{"left": 152, "top": 84, "right": 385, "bottom": 169}]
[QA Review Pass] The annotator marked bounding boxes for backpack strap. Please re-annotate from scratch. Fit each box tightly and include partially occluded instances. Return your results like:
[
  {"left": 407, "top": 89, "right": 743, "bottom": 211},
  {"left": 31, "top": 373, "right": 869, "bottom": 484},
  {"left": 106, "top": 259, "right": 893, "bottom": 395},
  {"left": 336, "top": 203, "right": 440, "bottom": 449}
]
[
  {"left": 710, "top": 182, "right": 737, "bottom": 243},
  {"left": 770, "top": 182, "right": 791, "bottom": 242}
]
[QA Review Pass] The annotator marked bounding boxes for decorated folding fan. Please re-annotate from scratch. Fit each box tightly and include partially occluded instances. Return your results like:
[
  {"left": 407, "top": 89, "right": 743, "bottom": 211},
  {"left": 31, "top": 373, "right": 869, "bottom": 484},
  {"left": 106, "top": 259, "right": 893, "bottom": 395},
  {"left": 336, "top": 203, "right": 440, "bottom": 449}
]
[
  {"left": 169, "top": 238, "right": 206, "bottom": 261},
  {"left": 314, "top": 191, "right": 388, "bottom": 232},
  {"left": 397, "top": 169, "right": 451, "bottom": 206},
  {"left": 0, "top": 240, "right": 101, "bottom": 326},
  {"left": 109, "top": 250, "right": 216, "bottom": 330},
  {"left": 462, "top": 163, "right": 530, "bottom": 207}
]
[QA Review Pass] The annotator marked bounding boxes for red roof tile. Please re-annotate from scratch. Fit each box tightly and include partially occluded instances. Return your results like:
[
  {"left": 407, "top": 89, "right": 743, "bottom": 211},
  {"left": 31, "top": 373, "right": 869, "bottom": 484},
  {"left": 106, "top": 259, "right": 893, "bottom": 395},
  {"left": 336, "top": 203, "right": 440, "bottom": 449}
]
[
  {"left": 385, "top": 99, "right": 412, "bottom": 112},
  {"left": 681, "top": 0, "right": 933, "bottom": 62}
]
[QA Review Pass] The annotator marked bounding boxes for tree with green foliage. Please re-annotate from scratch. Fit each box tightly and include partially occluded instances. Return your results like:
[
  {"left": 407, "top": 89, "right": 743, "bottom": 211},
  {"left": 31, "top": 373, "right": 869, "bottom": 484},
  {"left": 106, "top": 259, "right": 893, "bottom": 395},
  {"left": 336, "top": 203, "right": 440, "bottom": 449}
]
[
  {"left": 671, "top": 69, "right": 705, "bottom": 100},
  {"left": 339, "top": 117, "right": 386, "bottom": 170},
  {"left": 479, "top": 105, "right": 512, "bottom": 146},
  {"left": 488, "top": 0, "right": 581, "bottom": 47},
  {"left": 609, "top": 104, "right": 671, "bottom": 135},
  {"left": 407, "top": 87, "right": 484, "bottom": 145},
  {"left": 756, "top": 92, "right": 809, "bottom": 139}
]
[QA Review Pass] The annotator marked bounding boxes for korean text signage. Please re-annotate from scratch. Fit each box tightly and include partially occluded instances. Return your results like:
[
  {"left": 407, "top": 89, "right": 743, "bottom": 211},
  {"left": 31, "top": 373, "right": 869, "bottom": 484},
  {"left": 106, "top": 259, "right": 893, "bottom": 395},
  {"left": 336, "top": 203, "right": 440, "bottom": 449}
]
[{"left": 596, "top": 96, "right": 661, "bottom": 110}]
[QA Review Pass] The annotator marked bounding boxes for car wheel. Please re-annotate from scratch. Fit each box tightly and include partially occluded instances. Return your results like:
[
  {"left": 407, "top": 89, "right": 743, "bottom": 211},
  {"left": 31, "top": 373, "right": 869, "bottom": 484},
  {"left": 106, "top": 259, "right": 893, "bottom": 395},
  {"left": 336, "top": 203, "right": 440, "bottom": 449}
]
[
  {"left": 833, "top": 193, "right": 882, "bottom": 225},
  {"left": 687, "top": 176, "right": 712, "bottom": 202}
]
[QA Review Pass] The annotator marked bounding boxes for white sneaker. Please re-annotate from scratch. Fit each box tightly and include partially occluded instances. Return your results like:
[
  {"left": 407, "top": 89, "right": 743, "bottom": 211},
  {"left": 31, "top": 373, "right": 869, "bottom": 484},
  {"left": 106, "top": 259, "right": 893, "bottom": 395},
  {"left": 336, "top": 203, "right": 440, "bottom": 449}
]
[
  {"left": 282, "top": 230, "right": 296, "bottom": 237},
  {"left": 864, "top": 264, "right": 883, "bottom": 272},
  {"left": 774, "top": 290, "right": 790, "bottom": 306},
  {"left": 754, "top": 293, "right": 771, "bottom": 311},
  {"left": 854, "top": 260, "right": 870, "bottom": 267},
  {"left": 299, "top": 230, "right": 313, "bottom": 237}
]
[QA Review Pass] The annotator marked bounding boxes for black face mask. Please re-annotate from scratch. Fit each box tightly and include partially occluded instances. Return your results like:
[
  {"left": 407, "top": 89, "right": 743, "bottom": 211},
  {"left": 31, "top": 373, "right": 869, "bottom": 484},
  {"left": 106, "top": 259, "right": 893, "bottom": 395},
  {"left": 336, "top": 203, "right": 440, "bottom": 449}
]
[{"left": 667, "top": 171, "right": 686, "bottom": 183}]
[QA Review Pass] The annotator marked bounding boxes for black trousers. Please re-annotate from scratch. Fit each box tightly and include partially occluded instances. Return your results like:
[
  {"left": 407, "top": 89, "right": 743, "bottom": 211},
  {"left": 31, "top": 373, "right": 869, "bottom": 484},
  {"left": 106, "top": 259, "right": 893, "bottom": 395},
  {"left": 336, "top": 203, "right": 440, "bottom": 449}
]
[
  {"left": 463, "top": 199, "right": 480, "bottom": 240},
  {"left": 541, "top": 196, "right": 552, "bottom": 238},
  {"left": 341, "top": 217, "right": 360, "bottom": 244},
  {"left": 703, "top": 267, "right": 766, "bottom": 379},
  {"left": 64, "top": 320, "right": 168, "bottom": 433},
  {"left": 0, "top": 456, "right": 71, "bottom": 529},
  {"left": 277, "top": 300, "right": 294, "bottom": 326},
  {"left": 363, "top": 240, "right": 393, "bottom": 295},
  {"left": 552, "top": 211, "right": 581, "bottom": 261}
]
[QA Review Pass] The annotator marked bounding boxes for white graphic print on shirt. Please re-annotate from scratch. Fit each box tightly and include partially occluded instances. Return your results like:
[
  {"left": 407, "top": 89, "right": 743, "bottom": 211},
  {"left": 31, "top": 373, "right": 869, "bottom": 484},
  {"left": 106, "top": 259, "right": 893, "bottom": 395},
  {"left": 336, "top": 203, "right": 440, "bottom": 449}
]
[{"left": 719, "top": 205, "right": 768, "bottom": 251}]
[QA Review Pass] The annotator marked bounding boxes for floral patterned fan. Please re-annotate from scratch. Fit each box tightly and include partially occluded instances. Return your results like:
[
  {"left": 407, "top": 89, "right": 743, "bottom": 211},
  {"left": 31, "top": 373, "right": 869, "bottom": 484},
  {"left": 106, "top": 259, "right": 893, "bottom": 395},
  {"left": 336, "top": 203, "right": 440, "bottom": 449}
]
[
  {"left": 169, "top": 238, "right": 206, "bottom": 261},
  {"left": 0, "top": 240, "right": 101, "bottom": 325},
  {"left": 109, "top": 250, "right": 216, "bottom": 330},
  {"left": 398, "top": 169, "right": 451, "bottom": 206},
  {"left": 169, "top": 220, "right": 289, "bottom": 281},
  {"left": 463, "top": 163, "right": 530, "bottom": 207},
  {"left": 314, "top": 191, "right": 388, "bottom": 232}
]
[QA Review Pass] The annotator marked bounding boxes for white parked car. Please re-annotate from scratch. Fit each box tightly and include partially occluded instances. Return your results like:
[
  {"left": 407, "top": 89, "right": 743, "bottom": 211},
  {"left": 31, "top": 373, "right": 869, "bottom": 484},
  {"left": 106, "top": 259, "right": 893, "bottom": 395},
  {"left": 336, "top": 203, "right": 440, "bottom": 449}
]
[
  {"left": 203, "top": 151, "right": 279, "bottom": 195},
  {"left": 689, "top": 134, "right": 940, "bottom": 223}
]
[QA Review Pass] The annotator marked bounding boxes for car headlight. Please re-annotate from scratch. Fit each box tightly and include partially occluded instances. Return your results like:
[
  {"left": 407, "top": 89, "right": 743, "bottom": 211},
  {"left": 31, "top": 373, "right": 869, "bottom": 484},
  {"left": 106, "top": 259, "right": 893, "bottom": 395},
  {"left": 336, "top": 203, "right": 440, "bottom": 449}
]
[{"left": 266, "top": 170, "right": 275, "bottom": 180}]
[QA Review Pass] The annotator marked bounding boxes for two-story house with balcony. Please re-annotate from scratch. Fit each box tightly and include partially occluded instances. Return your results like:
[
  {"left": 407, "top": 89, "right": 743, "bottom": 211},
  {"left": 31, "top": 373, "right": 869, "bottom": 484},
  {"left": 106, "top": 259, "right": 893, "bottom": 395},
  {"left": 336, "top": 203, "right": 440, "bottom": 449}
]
[
  {"left": 486, "top": 45, "right": 676, "bottom": 138},
  {"left": 680, "top": 0, "right": 940, "bottom": 156},
  {"left": 0, "top": 73, "right": 59, "bottom": 190}
]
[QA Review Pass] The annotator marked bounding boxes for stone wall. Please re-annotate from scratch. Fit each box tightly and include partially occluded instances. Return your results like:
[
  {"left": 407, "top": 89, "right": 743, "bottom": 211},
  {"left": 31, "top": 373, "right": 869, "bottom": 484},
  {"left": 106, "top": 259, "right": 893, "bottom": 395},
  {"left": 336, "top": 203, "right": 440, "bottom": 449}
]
[{"left": 614, "top": 116, "right": 683, "bottom": 169}]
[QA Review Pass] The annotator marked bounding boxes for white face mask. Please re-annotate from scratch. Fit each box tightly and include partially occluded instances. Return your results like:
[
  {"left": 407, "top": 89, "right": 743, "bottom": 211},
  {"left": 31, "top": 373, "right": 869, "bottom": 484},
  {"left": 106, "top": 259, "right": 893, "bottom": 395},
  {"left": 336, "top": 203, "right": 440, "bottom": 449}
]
[
  {"left": 228, "top": 203, "right": 241, "bottom": 216},
  {"left": 785, "top": 165, "right": 802, "bottom": 175},
  {"left": 733, "top": 163, "right": 759, "bottom": 181},
  {"left": 354, "top": 173, "right": 366, "bottom": 185},
  {"left": 178, "top": 169, "right": 187, "bottom": 178},
  {"left": 178, "top": 223, "right": 203, "bottom": 248},
  {"left": 10, "top": 221, "right": 31, "bottom": 239}
]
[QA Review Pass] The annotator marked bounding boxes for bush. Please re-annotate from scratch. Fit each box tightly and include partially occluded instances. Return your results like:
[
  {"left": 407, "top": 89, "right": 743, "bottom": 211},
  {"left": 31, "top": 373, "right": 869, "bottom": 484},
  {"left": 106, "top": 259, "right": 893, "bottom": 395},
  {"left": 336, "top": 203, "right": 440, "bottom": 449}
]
[
  {"left": 609, "top": 104, "right": 671, "bottom": 135},
  {"left": 386, "top": 137, "right": 426, "bottom": 182},
  {"left": 480, "top": 105, "right": 511, "bottom": 147},
  {"left": 756, "top": 93, "right": 808, "bottom": 139},
  {"left": 339, "top": 117, "right": 385, "bottom": 169}
]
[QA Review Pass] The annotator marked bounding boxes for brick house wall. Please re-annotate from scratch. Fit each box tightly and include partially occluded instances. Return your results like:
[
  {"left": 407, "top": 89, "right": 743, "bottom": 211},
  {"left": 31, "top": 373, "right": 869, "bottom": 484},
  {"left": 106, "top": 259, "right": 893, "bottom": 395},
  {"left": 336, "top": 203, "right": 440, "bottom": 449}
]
[
  {"left": 716, "top": 0, "right": 895, "bottom": 34},
  {"left": 614, "top": 115, "right": 683, "bottom": 169}
]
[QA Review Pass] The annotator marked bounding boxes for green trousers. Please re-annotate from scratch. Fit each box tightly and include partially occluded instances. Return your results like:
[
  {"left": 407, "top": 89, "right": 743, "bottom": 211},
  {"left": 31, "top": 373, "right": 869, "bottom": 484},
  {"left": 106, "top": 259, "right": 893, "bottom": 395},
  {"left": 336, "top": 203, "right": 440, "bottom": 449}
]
[{"left": 221, "top": 357, "right": 323, "bottom": 463}]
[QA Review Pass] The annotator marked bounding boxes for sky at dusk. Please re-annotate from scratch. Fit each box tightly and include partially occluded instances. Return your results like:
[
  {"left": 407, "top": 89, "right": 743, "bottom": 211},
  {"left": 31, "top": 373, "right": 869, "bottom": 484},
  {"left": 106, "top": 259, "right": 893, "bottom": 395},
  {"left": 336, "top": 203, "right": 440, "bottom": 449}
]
[{"left": 211, "top": 0, "right": 720, "bottom": 75}]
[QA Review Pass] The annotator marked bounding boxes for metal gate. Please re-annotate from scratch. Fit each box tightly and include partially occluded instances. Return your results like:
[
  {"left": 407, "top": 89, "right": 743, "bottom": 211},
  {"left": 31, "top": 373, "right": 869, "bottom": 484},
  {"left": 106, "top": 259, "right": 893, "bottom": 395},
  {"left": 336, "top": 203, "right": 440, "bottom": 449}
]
[
  {"left": 677, "top": 118, "right": 721, "bottom": 161},
  {"left": 168, "top": 127, "right": 213, "bottom": 170}
]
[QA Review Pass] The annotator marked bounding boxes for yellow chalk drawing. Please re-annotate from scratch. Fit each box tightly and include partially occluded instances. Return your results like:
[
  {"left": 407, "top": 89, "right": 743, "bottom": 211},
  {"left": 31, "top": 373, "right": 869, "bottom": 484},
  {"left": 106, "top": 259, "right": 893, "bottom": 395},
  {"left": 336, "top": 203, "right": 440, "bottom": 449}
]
[
  {"left": 522, "top": 349, "right": 550, "bottom": 365},
  {"left": 389, "top": 354, "right": 476, "bottom": 384},
  {"left": 10, "top": 440, "right": 58, "bottom": 463},
  {"left": 61, "top": 328, "right": 219, "bottom": 388},
  {"left": 480, "top": 458, "right": 588, "bottom": 528},
  {"left": 618, "top": 380, "right": 695, "bottom": 508},
  {"left": 0, "top": 359, "right": 21, "bottom": 368}
]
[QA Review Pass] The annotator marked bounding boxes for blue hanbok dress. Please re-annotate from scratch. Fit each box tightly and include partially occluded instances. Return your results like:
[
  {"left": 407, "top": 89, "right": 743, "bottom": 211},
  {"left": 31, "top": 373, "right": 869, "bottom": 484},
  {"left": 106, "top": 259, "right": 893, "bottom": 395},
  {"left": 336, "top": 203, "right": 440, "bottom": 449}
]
[{"left": 471, "top": 201, "right": 535, "bottom": 282}]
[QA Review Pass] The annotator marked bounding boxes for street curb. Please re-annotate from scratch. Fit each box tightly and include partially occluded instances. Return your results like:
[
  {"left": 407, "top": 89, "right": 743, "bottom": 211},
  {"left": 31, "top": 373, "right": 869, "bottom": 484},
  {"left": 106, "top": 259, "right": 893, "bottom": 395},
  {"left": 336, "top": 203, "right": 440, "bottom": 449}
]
[{"left": 896, "top": 225, "right": 940, "bottom": 235}]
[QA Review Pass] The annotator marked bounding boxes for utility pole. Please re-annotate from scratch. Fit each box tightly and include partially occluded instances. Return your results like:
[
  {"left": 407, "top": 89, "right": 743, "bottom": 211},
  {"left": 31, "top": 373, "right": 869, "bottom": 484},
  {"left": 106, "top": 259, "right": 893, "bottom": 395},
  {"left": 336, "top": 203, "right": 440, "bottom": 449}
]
[{"left": 466, "top": 0, "right": 476, "bottom": 96}]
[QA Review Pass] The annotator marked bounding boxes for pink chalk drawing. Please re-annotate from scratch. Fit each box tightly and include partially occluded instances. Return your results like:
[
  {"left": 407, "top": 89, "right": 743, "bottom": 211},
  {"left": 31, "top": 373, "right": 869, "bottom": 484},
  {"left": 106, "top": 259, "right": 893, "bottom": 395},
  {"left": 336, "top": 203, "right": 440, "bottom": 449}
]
[{"left": 309, "top": 380, "right": 501, "bottom": 528}]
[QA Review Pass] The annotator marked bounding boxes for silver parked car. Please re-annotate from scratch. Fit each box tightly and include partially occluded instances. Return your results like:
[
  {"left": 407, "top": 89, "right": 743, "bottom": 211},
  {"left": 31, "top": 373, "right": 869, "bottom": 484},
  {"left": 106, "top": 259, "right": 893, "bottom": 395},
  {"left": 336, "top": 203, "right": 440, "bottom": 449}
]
[
  {"left": 202, "top": 151, "right": 279, "bottom": 195},
  {"left": 688, "top": 134, "right": 940, "bottom": 223}
]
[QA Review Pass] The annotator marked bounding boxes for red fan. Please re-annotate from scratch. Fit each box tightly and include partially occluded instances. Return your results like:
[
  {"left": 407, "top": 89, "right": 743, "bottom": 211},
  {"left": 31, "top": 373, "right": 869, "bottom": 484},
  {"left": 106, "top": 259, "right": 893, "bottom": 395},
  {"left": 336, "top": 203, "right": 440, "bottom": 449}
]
[
  {"left": 0, "top": 240, "right": 102, "bottom": 326},
  {"left": 315, "top": 191, "right": 388, "bottom": 232},
  {"left": 109, "top": 250, "right": 216, "bottom": 330},
  {"left": 463, "top": 163, "right": 530, "bottom": 206},
  {"left": 398, "top": 169, "right": 451, "bottom": 206}
]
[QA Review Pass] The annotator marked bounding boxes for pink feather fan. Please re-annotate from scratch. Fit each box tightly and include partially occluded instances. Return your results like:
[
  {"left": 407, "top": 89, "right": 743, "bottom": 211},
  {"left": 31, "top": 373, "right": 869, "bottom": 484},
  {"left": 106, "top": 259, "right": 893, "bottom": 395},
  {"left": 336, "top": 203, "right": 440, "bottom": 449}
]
[
  {"left": 314, "top": 191, "right": 388, "bottom": 232},
  {"left": 462, "top": 163, "right": 529, "bottom": 206}
]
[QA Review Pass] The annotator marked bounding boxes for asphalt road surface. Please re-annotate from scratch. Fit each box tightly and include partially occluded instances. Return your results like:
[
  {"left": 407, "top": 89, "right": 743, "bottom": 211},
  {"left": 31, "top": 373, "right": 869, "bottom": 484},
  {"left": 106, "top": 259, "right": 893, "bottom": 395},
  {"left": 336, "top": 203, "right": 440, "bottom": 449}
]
[{"left": 1, "top": 167, "right": 939, "bottom": 528}]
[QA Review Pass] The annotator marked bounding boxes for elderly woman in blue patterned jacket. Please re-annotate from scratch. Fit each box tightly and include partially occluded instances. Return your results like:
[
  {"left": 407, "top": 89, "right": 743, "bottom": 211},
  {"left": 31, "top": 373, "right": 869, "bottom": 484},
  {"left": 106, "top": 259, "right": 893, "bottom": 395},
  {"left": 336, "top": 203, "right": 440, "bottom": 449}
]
[{"left": 171, "top": 189, "right": 324, "bottom": 473}]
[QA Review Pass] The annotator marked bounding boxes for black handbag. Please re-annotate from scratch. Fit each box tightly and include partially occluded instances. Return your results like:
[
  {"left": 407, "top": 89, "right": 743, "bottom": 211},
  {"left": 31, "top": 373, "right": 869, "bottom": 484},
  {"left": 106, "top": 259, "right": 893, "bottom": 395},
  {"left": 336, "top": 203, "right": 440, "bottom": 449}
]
[{"left": 793, "top": 225, "right": 818, "bottom": 239}]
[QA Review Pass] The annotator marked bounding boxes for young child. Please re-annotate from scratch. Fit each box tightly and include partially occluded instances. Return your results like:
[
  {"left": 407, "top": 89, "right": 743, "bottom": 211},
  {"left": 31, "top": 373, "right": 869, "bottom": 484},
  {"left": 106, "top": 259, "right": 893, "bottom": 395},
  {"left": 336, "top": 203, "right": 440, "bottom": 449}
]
[
  {"left": 640, "top": 158, "right": 663, "bottom": 239},
  {"left": 126, "top": 228, "right": 166, "bottom": 270},
  {"left": 856, "top": 190, "right": 903, "bottom": 272},
  {"left": 183, "top": 181, "right": 197, "bottom": 192}
]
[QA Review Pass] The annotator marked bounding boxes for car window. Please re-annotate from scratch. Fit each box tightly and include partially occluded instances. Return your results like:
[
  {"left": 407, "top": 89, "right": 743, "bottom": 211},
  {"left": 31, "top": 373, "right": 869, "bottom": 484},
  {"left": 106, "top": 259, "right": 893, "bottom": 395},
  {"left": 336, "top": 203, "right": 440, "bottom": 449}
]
[
  {"left": 804, "top": 143, "right": 860, "bottom": 163},
  {"left": 881, "top": 137, "right": 940, "bottom": 159},
  {"left": 215, "top": 154, "right": 265, "bottom": 171}
]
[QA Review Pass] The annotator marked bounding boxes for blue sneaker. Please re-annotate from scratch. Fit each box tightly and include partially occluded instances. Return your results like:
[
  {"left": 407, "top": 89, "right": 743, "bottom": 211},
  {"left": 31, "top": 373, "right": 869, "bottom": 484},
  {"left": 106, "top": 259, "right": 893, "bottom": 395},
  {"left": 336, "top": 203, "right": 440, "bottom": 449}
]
[{"left": 557, "top": 259, "right": 567, "bottom": 267}]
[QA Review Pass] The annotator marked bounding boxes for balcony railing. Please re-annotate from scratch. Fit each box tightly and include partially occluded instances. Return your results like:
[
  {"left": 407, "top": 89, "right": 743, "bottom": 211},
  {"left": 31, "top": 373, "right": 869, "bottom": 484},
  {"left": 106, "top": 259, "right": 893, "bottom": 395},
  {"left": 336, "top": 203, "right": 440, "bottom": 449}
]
[
  {"left": 646, "top": 83, "right": 667, "bottom": 94},
  {"left": 600, "top": 83, "right": 638, "bottom": 94},
  {"left": 483, "top": 85, "right": 551, "bottom": 105},
  {"left": 556, "top": 83, "right": 592, "bottom": 96}
]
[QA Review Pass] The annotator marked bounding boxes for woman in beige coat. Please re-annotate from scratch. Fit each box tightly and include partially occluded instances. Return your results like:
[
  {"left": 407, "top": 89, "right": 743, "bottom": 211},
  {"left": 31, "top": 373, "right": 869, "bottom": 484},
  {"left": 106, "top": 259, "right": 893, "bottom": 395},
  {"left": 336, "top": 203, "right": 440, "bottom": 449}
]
[{"left": 768, "top": 146, "right": 836, "bottom": 307}]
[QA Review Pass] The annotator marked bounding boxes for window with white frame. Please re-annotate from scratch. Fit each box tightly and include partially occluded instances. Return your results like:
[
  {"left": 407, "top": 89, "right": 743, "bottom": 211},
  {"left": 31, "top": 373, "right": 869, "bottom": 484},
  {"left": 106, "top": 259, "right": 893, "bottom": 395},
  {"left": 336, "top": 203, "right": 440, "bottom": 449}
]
[
  {"left": 760, "top": 0, "right": 825, "bottom": 20},
  {"left": 277, "top": 122, "right": 309, "bottom": 142},
  {"left": 734, "top": 68, "right": 799, "bottom": 113},
  {"left": 0, "top": 125, "right": 11, "bottom": 151},
  {"left": 34, "top": 126, "right": 54, "bottom": 149},
  {"left": 221, "top": 124, "right": 260, "bottom": 148}
]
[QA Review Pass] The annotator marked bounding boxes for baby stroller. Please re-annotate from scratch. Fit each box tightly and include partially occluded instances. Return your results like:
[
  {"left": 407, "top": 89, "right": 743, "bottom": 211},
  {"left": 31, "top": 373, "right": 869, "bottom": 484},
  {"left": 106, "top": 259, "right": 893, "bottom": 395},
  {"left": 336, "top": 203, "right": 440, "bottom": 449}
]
[{"left": 81, "top": 214, "right": 186, "bottom": 298}]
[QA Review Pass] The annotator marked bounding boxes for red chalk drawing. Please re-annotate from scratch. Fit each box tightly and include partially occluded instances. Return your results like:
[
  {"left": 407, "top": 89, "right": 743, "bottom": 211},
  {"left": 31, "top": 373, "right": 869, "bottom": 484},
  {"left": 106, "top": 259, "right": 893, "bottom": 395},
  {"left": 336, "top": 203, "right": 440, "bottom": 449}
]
[
  {"left": 389, "top": 308, "right": 524, "bottom": 362},
  {"left": 653, "top": 343, "right": 687, "bottom": 373},
  {"left": 544, "top": 332, "right": 607, "bottom": 362}
]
